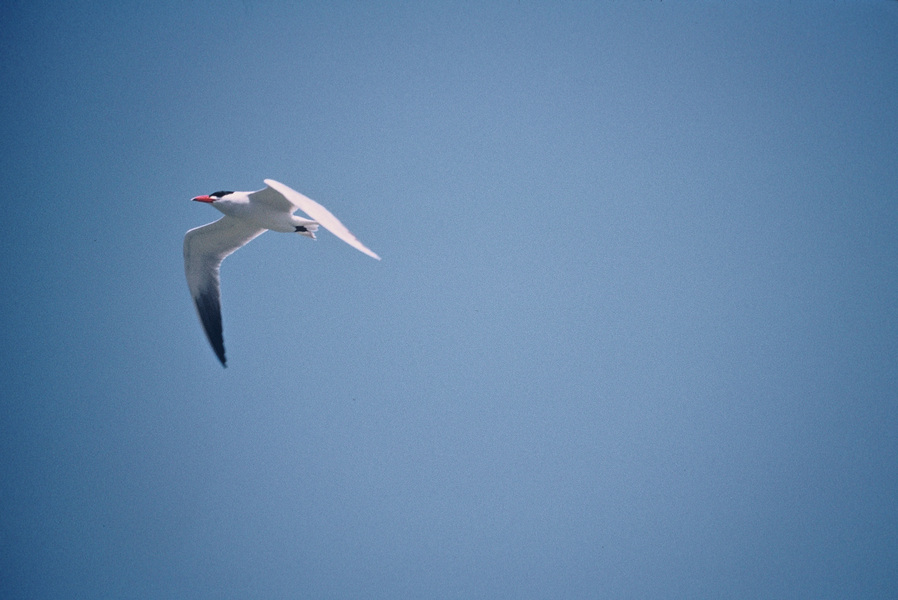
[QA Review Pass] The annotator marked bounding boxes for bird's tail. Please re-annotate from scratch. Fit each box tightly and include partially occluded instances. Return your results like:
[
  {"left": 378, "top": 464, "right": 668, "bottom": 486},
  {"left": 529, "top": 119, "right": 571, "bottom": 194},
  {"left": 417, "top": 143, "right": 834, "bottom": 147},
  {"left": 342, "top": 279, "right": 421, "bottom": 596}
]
[{"left": 294, "top": 220, "right": 319, "bottom": 239}]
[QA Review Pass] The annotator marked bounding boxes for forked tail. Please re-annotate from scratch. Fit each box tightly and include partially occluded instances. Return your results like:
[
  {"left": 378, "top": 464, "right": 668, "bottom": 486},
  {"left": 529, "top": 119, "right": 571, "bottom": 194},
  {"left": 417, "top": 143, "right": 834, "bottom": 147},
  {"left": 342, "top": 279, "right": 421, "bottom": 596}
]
[{"left": 294, "top": 220, "right": 319, "bottom": 239}]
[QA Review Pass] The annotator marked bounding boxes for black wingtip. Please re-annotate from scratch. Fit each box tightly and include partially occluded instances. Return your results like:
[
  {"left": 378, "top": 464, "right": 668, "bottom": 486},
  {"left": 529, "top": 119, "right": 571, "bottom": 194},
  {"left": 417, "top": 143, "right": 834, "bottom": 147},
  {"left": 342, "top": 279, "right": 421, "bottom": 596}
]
[{"left": 194, "top": 290, "right": 227, "bottom": 367}]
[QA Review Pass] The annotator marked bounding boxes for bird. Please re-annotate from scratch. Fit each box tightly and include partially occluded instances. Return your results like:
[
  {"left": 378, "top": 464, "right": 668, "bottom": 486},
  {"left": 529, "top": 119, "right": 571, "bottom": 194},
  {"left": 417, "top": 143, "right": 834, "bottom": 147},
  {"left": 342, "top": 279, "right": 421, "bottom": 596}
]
[{"left": 184, "top": 179, "right": 380, "bottom": 367}]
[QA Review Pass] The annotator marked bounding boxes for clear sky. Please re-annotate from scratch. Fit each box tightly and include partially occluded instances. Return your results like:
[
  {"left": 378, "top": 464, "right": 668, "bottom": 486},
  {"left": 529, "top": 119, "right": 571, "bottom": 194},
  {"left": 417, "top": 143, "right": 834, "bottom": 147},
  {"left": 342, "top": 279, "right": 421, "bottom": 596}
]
[{"left": 2, "top": 1, "right": 897, "bottom": 598}]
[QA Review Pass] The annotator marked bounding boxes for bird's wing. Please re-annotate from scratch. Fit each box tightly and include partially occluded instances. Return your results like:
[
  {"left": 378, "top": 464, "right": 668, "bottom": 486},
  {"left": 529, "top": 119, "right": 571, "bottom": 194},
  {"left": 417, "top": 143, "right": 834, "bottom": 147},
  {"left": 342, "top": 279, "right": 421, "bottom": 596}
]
[
  {"left": 183, "top": 216, "right": 266, "bottom": 366},
  {"left": 248, "top": 185, "right": 297, "bottom": 213},
  {"left": 263, "top": 179, "right": 381, "bottom": 260}
]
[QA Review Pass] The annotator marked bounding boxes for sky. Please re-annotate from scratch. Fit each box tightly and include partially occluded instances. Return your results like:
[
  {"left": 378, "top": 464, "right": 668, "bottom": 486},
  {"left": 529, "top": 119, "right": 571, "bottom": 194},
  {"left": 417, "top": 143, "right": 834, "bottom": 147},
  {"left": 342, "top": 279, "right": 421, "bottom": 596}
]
[{"left": 1, "top": 1, "right": 897, "bottom": 597}]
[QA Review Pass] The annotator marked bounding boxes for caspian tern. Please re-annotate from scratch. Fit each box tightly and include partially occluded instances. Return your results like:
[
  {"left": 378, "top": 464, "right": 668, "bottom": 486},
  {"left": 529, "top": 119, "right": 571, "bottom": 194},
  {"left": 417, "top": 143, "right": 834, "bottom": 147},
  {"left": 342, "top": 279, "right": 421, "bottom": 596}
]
[{"left": 184, "top": 179, "right": 380, "bottom": 366}]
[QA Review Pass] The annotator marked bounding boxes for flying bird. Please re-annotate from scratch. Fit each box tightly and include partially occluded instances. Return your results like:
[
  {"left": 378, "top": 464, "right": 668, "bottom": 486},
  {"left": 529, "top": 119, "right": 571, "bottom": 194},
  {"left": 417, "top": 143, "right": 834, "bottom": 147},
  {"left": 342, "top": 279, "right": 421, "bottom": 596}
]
[{"left": 184, "top": 179, "right": 380, "bottom": 366}]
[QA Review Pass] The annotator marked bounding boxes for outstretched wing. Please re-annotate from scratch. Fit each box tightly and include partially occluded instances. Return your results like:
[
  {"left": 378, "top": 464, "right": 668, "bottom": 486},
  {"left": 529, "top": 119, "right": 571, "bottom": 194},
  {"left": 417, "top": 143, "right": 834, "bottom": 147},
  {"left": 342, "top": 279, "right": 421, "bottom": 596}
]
[
  {"left": 263, "top": 179, "right": 381, "bottom": 260},
  {"left": 248, "top": 185, "right": 297, "bottom": 213},
  {"left": 183, "top": 216, "right": 266, "bottom": 366}
]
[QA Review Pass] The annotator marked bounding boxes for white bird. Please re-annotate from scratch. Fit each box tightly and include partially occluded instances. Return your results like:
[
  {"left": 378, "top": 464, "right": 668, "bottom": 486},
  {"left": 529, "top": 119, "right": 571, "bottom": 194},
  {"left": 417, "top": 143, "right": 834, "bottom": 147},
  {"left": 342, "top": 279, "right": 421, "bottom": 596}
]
[{"left": 184, "top": 179, "right": 380, "bottom": 366}]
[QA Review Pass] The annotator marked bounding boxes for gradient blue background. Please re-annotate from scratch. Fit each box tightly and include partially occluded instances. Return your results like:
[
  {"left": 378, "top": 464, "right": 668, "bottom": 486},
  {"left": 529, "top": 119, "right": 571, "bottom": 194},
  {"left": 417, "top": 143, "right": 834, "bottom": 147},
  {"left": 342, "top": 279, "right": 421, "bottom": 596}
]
[{"left": 2, "top": 1, "right": 897, "bottom": 597}]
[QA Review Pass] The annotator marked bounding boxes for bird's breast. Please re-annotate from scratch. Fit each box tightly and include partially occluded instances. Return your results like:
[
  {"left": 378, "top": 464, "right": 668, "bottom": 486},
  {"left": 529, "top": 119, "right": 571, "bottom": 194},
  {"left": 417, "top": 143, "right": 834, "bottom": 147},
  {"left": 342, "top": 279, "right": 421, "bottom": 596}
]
[{"left": 218, "top": 202, "right": 296, "bottom": 233}]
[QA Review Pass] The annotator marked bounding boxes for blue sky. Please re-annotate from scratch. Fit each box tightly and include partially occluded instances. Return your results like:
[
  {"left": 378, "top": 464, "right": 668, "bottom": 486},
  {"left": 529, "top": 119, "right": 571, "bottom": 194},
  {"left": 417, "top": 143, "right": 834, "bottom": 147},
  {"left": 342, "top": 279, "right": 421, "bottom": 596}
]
[{"left": 2, "top": 1, "right": 897, "bottom": 597}]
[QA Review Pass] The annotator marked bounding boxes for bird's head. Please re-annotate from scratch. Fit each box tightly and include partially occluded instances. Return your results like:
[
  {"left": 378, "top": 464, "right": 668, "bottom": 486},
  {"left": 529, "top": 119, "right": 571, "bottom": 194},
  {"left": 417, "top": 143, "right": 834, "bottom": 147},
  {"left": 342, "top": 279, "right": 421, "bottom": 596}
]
[{"left": 192, "top": 191, "right": 234, "bottom": 204}]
